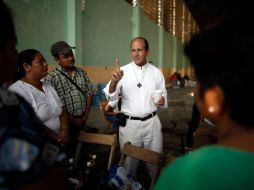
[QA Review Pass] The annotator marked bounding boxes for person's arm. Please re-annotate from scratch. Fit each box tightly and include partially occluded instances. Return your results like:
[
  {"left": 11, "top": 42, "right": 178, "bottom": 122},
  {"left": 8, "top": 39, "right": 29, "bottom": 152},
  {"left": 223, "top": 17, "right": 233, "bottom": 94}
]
[
  {"left": 104, "top": 102, "right": 117, "bottom": 116},
  {"left": 58, "top": 109, "right": 69, "bottom": 145},
  {"left": 105, "top": 103, "right": 113, "bottom": 112},
  {"left": 81, "top": 95, "right": 93, "bottom": 123},
  {"left": 154, "top": 70, "right": 168, "bottom": 108},
  {"left": 109, "top": 80, "right": 119, "bottom": 94}
]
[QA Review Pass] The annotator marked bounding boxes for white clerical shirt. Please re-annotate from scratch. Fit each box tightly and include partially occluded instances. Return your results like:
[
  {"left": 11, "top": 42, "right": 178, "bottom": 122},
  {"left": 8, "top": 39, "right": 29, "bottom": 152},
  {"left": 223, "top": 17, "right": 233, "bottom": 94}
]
[{"left": 104, "top": 62, "right": 167, "bottom": 117}]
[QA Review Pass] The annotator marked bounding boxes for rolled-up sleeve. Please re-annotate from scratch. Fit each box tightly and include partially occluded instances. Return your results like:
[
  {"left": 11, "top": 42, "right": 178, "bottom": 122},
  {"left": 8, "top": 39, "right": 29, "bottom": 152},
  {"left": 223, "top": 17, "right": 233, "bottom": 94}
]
[{"left": 103, "top": 80, "right": 121, "bottom": 101}]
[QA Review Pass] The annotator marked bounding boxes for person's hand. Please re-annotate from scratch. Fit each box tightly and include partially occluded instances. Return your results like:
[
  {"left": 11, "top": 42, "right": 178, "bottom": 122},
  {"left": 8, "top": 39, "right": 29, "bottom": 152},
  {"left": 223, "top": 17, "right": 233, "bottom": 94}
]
[
  {"left": 112, "top": 59, "right": 123, "bottom": 83},
  {"left": 57, "top": 130, "right": 69, "bottom": 147},
  {"left": 46, "top": 128, "right": 59, "bottom": 141},
  {"left": 69, "top": 114, "right": 86, "bottom": 128},
  {"left": 155, "top": 96, "right": 165, "bottom": 108}
]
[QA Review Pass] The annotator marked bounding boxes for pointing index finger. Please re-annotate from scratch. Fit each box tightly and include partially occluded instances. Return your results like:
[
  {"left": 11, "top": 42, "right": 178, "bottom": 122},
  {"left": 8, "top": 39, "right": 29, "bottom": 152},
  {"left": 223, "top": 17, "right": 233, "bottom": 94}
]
[{"left": 115, "top": 58, "right": 120, "bottom": 70}]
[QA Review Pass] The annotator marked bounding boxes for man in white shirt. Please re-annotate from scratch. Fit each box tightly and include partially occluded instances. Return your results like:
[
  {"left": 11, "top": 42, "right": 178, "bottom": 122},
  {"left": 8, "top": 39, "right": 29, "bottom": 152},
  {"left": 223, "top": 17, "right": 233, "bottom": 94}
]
[{"left": 103, "top": 37, "right": 167, "bottom": 178}]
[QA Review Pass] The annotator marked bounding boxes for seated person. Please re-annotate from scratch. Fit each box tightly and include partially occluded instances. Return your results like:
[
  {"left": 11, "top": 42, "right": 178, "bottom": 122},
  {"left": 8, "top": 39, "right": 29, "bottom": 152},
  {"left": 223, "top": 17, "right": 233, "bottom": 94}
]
[
  {"left": 169, "top": 72, "right": 178, "bottom": 88},
  {"left": 104, "top": 97, "right": 121, "bottom": 133},
  {"left": 9, "top": 49, "right": 69, "bottom": 148}
]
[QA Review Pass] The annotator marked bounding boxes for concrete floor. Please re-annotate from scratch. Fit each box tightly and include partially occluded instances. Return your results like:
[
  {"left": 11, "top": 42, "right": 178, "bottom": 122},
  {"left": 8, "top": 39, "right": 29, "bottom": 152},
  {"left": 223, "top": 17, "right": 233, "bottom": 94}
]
[{"left": 83, "top": 86, "right": 195, "bottom": 189}]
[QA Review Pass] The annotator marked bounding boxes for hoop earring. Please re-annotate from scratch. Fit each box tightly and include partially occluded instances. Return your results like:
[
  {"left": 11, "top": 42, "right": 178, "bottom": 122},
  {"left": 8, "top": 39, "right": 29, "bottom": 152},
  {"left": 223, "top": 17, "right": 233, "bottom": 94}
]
[{"left": 208, "top": 106, "right": 215, "bottom": 113}]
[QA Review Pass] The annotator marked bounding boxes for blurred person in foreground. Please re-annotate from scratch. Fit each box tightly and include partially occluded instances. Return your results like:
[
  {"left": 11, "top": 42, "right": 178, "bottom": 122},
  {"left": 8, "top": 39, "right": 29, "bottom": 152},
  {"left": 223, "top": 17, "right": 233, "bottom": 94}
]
[
  {"left": 0, "top": 1, "right": 68, "bottom": 189},
  {"left": 154, "top": 17, "right": 254, "bottom": 190}
]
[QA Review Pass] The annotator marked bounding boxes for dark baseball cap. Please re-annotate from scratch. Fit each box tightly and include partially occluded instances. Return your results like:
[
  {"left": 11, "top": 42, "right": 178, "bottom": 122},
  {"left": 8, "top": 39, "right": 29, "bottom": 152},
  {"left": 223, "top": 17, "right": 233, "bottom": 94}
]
[{"left": 50, "top": 41, "right": 73, "bottom": 56}]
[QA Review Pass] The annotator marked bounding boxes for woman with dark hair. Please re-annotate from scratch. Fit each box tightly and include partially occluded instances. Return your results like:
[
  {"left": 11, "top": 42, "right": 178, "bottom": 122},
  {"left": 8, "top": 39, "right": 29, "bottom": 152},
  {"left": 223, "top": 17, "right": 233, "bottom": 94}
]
[
  {"left": 0, "top": 2, "right": 69, "bottom": 189},
  {"left": 154, "top": 17, "right": 254, "bottom": 190},
  {"left": 9, "top": 49, "right": 69, "bottom": 147}
]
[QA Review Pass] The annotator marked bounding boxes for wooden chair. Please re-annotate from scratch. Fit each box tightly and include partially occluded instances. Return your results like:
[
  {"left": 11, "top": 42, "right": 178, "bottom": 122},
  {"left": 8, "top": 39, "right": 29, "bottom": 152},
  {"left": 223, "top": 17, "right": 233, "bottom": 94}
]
[
  {"left": 119, "top": 142, "right": 164, "bottom": 190},
  {"left": 73, "top": 131, "right": 118, "bottom": 170}
]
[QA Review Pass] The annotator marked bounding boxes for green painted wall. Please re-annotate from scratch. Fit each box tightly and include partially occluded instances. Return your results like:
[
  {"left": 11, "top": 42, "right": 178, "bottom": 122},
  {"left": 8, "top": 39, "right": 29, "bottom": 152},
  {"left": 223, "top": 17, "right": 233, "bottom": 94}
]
[
  {"left": 163, "top": 31, "right": 173, "bottom": 68},
  {"left": 5, "top": 0, "right": 67, "bottom": 64},
  {"left": 140, "top": 11, "right": 159, "bottom": 67},
  {"left": 5, "top": 0, "right": 189, "bottom": 75},
  {"left": 82, "top": 0, "right": 132, "bottom": 66}
]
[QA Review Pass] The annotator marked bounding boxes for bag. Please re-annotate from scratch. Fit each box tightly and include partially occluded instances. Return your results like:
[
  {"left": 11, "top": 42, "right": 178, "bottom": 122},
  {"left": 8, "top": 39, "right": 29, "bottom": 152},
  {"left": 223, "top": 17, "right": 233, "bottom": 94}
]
[
  {"left": 115, "top": 113, "right": 127, "bottom": 127},
  {"left": 107, "top": 165, "right": 145, "bottom": 190}
]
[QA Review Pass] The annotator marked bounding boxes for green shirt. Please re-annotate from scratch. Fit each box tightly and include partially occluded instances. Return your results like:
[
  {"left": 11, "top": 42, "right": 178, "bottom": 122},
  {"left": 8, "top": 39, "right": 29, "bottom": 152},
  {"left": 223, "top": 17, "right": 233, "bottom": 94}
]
[
  {"left": 44, "top": 66, "right": 96, "bottom": 116},
  {"left": 154, "top": 146, "right": 254, "bottom": 190}
]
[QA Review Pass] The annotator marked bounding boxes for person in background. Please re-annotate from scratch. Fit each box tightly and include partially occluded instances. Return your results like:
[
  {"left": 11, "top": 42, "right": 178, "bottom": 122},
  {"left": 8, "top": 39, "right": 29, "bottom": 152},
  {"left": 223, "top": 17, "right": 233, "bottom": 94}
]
[
  {"left": 176, "top": 72, "right": 185, "bottom": 88},
  {"left": 44, "top": 41, "right": 96, "bottom": 158},
  {"left": 9, "top": 49, "right": 69, "bottom": 148},
  {"left": 103, "top": 37, "right": 167, "bottom": 179},
  {"left": 154, "top": 17, "right": 254, "bottom": 190},
  {"left": 104, "top": 96, "right": 121, "bottom": 134},
  {"left": 0, "top": 1, "right": 68, "bottom": 189},
  {"left": 169, "top": 72, "right": 178, "bottom": 88}
]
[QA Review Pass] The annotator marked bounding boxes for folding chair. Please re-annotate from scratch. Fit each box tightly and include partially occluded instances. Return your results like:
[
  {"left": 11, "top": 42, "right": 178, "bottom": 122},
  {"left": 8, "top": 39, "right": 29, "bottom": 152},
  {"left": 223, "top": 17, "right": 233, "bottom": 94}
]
[
  {"left": 119, "top": 142, "right": 164, "bottom": 190},
  {"left": 73, "top": 131, "right": 118, "bottom": 170}
]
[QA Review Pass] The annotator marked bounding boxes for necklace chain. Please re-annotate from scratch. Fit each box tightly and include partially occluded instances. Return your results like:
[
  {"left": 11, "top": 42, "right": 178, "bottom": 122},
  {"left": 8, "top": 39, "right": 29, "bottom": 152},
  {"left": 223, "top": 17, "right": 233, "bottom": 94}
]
[{"left": 132, "top": 63, "right": 148, "bottom": 88}]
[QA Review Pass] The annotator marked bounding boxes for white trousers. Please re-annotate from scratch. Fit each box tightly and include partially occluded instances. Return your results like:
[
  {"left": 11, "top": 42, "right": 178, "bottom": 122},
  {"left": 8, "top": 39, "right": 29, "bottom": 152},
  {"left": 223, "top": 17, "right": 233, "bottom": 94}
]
[{"left": 119, "top": 115, "right": 163, "bottom": 178}]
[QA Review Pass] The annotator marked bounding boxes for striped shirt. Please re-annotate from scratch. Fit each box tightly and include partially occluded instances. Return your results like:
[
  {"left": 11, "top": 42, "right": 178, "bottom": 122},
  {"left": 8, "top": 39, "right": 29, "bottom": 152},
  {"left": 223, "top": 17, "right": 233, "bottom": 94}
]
[{"left": 44, "top": 66, "right": 96, "bottom": 116}]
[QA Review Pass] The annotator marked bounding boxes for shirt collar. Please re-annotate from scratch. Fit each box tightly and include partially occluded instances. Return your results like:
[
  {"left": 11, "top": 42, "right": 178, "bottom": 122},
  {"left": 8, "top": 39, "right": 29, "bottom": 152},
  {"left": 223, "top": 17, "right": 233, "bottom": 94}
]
[{"left": 132, "top": 61, "right": 149, "bottom": 70}]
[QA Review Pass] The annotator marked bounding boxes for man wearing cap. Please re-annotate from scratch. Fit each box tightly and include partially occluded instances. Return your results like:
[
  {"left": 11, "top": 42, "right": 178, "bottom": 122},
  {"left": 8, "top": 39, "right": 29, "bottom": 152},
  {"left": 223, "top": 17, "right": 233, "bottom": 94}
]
[{"left": 44, "top": 41, "right": 96, "bottom": 158}]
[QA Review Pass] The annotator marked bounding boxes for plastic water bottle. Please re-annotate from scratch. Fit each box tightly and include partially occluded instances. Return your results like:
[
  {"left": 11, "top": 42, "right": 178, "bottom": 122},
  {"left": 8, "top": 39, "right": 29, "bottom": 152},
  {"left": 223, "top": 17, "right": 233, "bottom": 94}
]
[
  {"left": 126, "top": 172, "right": 145, "bottom": 190},
  {"left": 108, "top": 165, "right": 127, "bottom": 189},
  {"left": 108, "top": 165, "right": 145, "bottom": 190},
  {"left": 83, "top": 161, "right": 92, "bottom": 188},
  {"left": 88, "top": 154, "right": 96, "bottom": 177},
  {"left": 67, "top": 158, "right": 75, "bottom": 178},
  {"left": 90, "top": 154, "right": 96, "bottom": 166},
  {"left": 67, "top": 158, "right": 80, "bottom": 188}
]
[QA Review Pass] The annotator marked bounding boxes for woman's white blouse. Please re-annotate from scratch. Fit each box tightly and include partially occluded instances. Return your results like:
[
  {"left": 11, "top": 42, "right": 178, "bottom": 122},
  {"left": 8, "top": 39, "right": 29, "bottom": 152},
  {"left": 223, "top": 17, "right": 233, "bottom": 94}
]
[{"left": 9, "top": 80, "right": 63, "bottom": 133}]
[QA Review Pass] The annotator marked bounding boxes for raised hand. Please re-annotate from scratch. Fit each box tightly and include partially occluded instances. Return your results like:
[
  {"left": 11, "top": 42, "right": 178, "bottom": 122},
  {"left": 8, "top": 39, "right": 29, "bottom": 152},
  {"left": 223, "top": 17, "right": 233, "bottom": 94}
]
[{"left": 112, "top": 58, "right": 123, "bottom": 82}]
